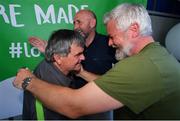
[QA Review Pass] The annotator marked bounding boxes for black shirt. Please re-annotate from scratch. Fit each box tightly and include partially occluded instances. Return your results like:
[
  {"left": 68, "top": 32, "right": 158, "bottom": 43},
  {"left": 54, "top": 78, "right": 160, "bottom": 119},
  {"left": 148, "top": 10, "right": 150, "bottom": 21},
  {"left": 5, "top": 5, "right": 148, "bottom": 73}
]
[
  {"left": 23, "top": 59, "right": 74, "bottom": 120},
  {"left": 74, "top": 32, "right": 117, "bottom": 120},
  {"left": 75, "top": 32, "right": 116, "bottom": 87}
]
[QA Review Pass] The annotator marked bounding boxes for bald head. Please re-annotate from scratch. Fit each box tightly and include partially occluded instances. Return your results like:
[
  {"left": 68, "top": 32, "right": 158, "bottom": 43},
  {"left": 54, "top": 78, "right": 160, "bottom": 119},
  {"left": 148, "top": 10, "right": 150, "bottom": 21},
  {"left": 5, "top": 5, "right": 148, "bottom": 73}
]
[
  {"left": 73, "top": 10, "right": 97, "bottom": 39},
  {"left": 76, "top": 10, "right": 97, "bottom": 21}
]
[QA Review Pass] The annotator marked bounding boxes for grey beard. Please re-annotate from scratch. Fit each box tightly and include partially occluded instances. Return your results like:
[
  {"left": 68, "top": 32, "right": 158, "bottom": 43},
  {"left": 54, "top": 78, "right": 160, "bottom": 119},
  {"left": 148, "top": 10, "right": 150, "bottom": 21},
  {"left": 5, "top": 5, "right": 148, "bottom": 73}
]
[
  {"left": 115, "top": 43, "right": 133, "bottom": 61},
  {"left": 75, "top": 29, "right": 88, "bottom": 39},
  {"left": 115, "top": 49, "right": 128, "bottom": 61}
]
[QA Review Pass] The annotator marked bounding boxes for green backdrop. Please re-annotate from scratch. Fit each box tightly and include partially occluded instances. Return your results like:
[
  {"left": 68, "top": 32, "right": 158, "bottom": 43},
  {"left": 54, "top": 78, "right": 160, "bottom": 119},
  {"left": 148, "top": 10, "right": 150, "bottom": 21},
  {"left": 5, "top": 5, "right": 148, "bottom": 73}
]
[{"left": 0, "top": 0, "right": 147, "bottom": 81}]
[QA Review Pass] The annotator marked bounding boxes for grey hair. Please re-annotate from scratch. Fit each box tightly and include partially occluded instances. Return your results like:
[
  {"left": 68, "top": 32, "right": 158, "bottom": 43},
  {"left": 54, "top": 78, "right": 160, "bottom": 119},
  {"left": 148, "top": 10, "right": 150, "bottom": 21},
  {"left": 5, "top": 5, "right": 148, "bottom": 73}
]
[
  {"left": 103, "top": 3, "right": 152, "bottom": 36},
  {"left": 45, "top": 29, "right": 85, "bottom": 62}
]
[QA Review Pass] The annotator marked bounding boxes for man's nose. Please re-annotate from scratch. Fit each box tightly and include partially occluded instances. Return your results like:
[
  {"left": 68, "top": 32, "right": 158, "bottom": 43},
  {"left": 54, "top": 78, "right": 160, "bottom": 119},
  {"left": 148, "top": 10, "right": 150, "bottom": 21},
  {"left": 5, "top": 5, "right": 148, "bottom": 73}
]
[{"left": 80, "top": 54, "right": 85, "bottom": 61}]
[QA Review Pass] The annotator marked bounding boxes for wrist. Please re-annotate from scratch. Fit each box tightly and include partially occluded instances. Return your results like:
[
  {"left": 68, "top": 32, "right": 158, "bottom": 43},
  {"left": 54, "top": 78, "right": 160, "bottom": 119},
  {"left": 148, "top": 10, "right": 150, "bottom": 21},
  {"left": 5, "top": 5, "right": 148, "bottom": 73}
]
[{"left": 22, "top": 77, "right": 33, "bottom": 90}]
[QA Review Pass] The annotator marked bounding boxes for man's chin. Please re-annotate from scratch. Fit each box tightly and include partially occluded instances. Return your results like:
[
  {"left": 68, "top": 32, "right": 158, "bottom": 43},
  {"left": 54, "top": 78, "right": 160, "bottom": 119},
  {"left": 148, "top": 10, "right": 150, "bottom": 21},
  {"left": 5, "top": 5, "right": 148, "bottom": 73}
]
[
  {"left": 115, "top": 49, "right": 128, "bottom": 61},
  {"left": 74, "top": 65, "right": 81, "bottom": 71},
  {"left": 75, "top": 30, "right": 86, "bottom": 38}
]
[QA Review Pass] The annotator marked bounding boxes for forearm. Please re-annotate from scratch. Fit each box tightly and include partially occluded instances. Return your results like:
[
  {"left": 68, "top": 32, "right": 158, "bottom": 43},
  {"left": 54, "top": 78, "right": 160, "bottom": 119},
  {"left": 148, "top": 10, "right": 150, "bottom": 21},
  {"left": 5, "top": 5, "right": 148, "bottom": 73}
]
[
  {"left": 13, "top": 68, "right": 121, "bottom": 118},
  {"left": 79, "top": 70, "right": 100, "bottom": 82},
  {"left": 26, "top": 77, "right": 83, "bottom": 118}
]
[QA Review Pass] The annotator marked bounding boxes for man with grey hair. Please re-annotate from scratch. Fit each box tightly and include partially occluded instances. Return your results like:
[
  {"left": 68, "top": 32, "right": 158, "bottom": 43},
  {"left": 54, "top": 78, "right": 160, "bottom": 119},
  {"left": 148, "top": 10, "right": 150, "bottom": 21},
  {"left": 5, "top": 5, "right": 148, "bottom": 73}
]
[
  {"left": 28, "top": 9, "right": 116, "bottom": 120},
  {"left": 23, "top": 29, "right": 85, "bottom": 120},
  {"left": 14, "top": 3, "right": 180, "bottom": 119}
]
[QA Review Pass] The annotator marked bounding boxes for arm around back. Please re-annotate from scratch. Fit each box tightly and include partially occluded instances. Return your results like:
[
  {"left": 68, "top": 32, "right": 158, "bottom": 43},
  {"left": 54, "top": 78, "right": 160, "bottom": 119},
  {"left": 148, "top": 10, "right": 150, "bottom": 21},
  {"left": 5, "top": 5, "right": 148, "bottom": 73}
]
[{"left": 13, "top": 69, "right": 123, "bottom": 118}]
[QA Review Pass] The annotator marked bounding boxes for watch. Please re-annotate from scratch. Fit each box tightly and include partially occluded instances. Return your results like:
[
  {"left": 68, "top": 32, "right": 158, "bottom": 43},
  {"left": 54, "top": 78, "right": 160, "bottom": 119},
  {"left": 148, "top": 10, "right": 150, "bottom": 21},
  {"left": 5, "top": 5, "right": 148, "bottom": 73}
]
[{"left": 22, "top": 77, "right": 32, "bottom": 90}]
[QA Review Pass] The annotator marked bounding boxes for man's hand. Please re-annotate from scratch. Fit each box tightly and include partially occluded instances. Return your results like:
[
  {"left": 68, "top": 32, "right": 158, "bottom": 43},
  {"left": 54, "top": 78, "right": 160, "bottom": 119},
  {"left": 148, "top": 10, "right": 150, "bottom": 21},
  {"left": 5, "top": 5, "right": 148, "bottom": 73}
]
[
  {"left": 13, "top": 68, "right": 34, "bottom": 89},
  {"left": 28, "top": 37, "right": 47, "bottom": 53},
  {"left": 75, "top": 65, "right": 100, "bottom": 82}
]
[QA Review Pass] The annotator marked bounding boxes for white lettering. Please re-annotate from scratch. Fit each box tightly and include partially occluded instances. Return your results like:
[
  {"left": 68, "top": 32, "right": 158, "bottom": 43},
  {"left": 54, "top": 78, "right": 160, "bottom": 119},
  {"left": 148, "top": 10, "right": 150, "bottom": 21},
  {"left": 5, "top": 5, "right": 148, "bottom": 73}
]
[
  {"left": 81, "top": 5, "right": 88, "bottom": 10},
  {"left": 0, "top": 5, "right": 10, "bottom": 24},
  {"left": 34, "top": 4, "right": 89, "bottom": 25},
  {"left": 35, "top": 4, "right": 56, "bottom": 24},
  {"left": 57, "top": 8, "right": 69, "bottom": 23},
  {"left": 9, "top": 4, "right": 24, "bottom": 27},
  {"left": 31, "top": 47, "right": 40, "bottom": 57},
  {"left": 24, "top": 42, "right": 31, "bottom": 57},
  {"left": 68, "top": 4, "right": 79, "bottom": 24}
]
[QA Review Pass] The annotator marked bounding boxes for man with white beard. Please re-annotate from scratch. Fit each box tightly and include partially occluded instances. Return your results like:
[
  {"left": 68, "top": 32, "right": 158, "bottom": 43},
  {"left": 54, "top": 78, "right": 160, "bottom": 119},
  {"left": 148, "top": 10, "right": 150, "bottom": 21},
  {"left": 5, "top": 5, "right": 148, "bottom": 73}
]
[{"left": 14, "top": 3, "right": 180, "bottom": 119}]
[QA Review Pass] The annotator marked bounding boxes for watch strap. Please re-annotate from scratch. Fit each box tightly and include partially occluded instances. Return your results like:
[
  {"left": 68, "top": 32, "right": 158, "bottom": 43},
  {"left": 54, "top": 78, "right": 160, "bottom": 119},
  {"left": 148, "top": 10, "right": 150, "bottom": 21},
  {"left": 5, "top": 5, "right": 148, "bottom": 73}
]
[{"left": 22, "top": 77, "right": 32, "bottom": 90}]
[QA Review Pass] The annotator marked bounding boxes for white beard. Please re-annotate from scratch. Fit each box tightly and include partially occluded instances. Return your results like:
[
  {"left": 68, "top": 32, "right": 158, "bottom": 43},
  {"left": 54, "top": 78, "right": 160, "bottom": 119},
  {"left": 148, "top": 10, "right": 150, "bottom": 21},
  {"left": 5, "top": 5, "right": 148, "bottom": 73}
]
[
  {"left": 115, "top": 43, "right": 133, "bottom": 61},
  {"left": 115, "top": 49, "right": 127, "bottom": 61}
]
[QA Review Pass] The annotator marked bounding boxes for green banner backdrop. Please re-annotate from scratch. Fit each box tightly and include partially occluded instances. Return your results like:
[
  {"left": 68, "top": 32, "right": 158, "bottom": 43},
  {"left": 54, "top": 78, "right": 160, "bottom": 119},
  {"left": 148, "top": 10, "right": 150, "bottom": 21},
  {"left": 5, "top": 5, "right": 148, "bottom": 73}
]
[
  {"left": 0, "top": 0, "right": 146, "bottom": 81},
  {"left": 0, "top": 0, "right": 147, "bottom": 119}
]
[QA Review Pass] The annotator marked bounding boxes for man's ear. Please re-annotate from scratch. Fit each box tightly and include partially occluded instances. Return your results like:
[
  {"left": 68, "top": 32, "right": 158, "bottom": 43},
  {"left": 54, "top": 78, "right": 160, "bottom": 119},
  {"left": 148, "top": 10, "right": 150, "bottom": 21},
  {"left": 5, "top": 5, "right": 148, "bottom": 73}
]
[
  {"left": 53, "top": 54, "right": 62, "bottom": 64},
  {"left": 90, "top": 18, "right": 96, "bottom": 28},
  {"left": 128, "top": 22, "right": 140, "bottom": 38}
]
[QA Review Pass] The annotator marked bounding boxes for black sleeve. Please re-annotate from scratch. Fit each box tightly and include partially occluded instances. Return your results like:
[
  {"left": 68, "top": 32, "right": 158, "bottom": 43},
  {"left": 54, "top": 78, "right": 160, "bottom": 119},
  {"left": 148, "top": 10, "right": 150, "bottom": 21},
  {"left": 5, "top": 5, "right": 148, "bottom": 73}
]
[
  {"left": 22, "top": 91, "right": 37, "bottom": 120},
  {"left": 22, "top": 64, "right": 41, "bottom": 120}
]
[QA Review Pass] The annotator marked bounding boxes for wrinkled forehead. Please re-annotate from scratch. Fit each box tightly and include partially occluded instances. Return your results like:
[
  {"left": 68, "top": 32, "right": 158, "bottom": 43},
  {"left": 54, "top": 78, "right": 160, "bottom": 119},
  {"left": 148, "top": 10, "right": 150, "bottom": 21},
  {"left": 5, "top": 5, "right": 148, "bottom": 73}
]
[
  {"left": 106, "top": 19, "right": 118, "bottom": 33},
  {"left": 70, "top": 43, "right": 84, "bottom": 54}
]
